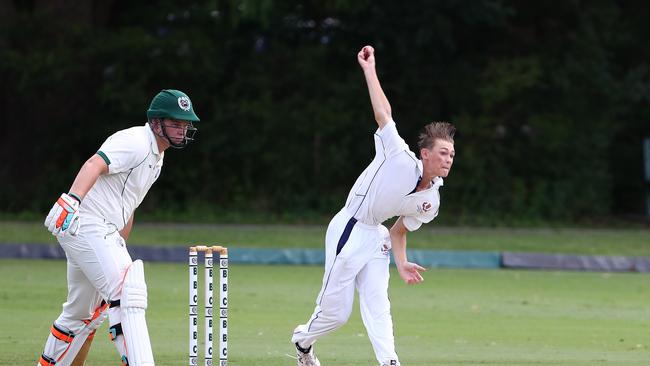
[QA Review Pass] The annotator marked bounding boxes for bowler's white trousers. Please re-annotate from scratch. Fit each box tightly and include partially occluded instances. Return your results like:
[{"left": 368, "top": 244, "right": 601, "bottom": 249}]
[
  {"left": 49, "top": 215, "right": 132, "bottom": 342},
  {"left": 292, "top": 208, "right": 399, "bottom": 364}
]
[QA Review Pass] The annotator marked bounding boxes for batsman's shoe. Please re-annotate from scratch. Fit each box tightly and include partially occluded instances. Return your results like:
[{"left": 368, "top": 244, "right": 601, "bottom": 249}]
[{"left": 295, "top": 343, "right": 320, "bottom": 366}]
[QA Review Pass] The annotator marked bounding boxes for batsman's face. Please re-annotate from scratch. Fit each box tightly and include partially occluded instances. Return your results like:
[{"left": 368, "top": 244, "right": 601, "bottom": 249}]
[
  {"left": 162, "top": 119, "right": 193, "bottom": 144},
  {"left": 422, "top": 139, "right": 455, "bottom": 178}
]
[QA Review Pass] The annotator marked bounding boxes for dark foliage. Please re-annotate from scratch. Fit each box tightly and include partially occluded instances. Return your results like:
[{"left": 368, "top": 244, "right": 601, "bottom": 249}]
[{"left": 1, "top": 0, "right": 649, "bottom": 223}]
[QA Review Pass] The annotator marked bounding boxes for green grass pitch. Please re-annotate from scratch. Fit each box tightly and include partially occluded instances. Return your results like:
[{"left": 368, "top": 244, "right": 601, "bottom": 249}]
[{"left": 1, "top": 259, "right": 649, "bottom": 365}]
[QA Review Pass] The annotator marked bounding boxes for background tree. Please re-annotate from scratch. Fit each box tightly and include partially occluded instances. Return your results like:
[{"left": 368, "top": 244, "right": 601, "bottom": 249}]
[{"left": 1, "top": 0, "right": 648, "bottom": 224}]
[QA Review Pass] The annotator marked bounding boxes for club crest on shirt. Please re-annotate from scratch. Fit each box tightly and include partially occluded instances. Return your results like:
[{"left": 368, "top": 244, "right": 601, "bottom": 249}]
[
  {"left": 381, "top": 243, "right": 390, "bottom": 256},
  {"left": 178, "top": 96, "right": 191, "bottom": 111},
  {"left": 417, "top": 201, "right": 432, "bottom": 213}
]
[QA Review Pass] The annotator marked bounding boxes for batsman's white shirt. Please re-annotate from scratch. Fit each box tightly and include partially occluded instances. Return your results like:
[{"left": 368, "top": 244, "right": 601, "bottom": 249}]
[
  {"left": 345, "top": 120, "right": 443, "bottom": 230},
  {"left": 293, "top": 120, "right": 443, "bottom": 364},
  {"left": 83, "top": 124, "right": 164, "bottom": 231}
]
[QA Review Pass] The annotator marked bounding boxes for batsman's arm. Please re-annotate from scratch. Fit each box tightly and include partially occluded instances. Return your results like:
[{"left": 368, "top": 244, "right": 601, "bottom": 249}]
[
  {"left": 358, "top": 45, "right": 392, "bottom": 129},
  {"left": 68, "top": 154, "right": 109, "bottom": 200},
  {"left": 390, "top": 217, "right": 426, "bottom": 285},
  {"left": 44, "top": 154, "right": 108, "bottom": 236}
]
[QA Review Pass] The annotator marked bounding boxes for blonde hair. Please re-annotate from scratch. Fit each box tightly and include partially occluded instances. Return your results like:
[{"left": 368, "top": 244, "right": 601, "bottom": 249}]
[{"left": 417, "top": 121, "right": 456, "bottom": 150}]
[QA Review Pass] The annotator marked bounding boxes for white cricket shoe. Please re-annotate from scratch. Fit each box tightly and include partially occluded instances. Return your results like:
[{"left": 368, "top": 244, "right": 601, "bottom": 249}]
[
  {"left": 380, "top": 360, "right": 400, "bottom": 366},
  {"left": 295, "top": 343, "right": 320, "bottom": 366}
]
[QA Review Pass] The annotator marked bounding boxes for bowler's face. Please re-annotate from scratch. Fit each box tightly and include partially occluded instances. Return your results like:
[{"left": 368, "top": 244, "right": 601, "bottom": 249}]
[{"left": 423, "top": 139, "right": 455, "bottom": 178}]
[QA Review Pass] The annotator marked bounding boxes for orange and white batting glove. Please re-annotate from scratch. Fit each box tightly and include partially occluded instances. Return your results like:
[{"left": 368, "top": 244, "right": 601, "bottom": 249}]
[{"left": 44, "top": 193, "right": 81, "bottom": 237}]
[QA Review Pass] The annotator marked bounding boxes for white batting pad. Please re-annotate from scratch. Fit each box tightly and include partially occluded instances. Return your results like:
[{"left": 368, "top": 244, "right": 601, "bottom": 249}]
[
  {"left": 41, "top": 323, "right": 79, "bottom": 366},
  {"left": 121, "top": 260, "right": 155, "bottom": 365},
  {"left": 43, "top": 301, "right": 108, "bottom": 366},
  {"left": 56, "top": 311, "right": 107, "bottom": 366}
]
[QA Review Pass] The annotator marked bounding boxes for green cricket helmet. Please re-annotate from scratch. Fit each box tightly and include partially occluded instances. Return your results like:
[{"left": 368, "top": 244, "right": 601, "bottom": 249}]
[{"left": 147, "top": 89, "right": 199, "bottom": 149}]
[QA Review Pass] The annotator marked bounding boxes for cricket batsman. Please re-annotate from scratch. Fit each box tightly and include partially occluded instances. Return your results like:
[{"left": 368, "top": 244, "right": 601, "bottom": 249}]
[{"left": 37, "top": 90, "right": 200, "bottom": 366}]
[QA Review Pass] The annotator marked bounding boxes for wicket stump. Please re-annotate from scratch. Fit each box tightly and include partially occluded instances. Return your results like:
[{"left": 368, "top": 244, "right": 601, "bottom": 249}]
[{"left": 189, "top": 246, "right": 228, "bottom": 366}]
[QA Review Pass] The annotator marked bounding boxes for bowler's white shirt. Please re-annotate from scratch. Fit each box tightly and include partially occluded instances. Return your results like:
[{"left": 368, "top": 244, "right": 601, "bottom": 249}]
[
  {"left": 80, "top": 124, "right": 164, "bottom": 231},
  {"left": 344, "top": 121, "right": 443, "bottom": 231}
]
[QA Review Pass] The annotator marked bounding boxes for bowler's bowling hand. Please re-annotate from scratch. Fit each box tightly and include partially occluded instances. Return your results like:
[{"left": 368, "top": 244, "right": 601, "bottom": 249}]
[{"left": 357, "top": 45, "right": 376, "bottom": 70}]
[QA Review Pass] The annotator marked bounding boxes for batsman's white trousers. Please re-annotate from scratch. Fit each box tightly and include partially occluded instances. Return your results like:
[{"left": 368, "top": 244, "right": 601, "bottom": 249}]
[
  {"left": 292, "top": 208, "right": 398, "bottom": 364},
  {"left": 52, "top": 215, "right": 132, "bottom": 339}
]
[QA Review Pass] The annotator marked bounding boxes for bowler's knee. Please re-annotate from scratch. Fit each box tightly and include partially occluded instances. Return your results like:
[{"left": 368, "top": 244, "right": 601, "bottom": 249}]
[{"left": 329, "top": 308, "right": 352, "bottom": 328}]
